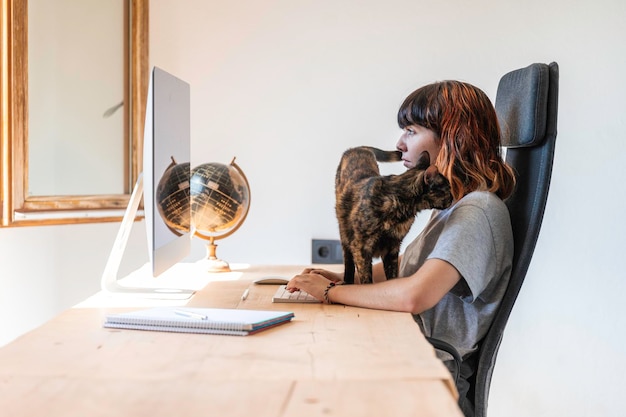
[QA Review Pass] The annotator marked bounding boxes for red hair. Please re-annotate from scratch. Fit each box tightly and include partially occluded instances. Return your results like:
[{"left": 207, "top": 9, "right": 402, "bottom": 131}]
[{"left": 398, "top": 80, "right": 515, "bottom": 200}]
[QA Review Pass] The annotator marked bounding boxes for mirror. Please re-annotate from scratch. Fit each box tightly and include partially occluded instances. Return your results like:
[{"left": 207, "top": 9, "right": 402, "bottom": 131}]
[{"left": 0, "top": 0, "right": 148, "bottom": 226}]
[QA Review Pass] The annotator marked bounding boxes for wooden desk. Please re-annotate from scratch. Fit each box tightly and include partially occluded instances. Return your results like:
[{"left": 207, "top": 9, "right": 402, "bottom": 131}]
[{"left": 0, "top": 264, "right": 462, "bottom": 417}]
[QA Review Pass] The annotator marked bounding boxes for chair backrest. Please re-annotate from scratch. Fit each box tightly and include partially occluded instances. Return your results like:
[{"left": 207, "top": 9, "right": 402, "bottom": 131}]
[{"left": 472, "top": 62, "right": 559, "bottom": 417}]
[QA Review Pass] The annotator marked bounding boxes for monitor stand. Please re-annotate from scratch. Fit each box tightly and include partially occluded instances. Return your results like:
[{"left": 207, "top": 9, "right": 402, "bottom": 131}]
[{"left": 100, "top": 174, "right": 195, "bottom": 300}]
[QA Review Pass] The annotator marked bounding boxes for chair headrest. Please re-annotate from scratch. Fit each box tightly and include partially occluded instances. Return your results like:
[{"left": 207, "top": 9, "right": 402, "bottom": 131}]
[{"left": 496, "top": 63, "right": 550, "bottom": 148}]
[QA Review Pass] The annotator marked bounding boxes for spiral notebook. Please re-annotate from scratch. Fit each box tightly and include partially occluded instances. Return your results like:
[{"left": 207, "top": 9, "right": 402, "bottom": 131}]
[{"left": 103, "top": 307, "right": 295, "bottom": 336}]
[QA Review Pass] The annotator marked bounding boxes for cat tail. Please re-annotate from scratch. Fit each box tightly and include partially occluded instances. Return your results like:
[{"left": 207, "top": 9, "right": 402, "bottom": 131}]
[{"left": 362, "top": 146, "right": 402, "bottom": 163}]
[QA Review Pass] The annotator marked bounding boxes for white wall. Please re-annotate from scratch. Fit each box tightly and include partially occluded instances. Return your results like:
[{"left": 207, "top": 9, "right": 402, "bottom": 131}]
[{"left": 0, "top": 0, "right": 624, "bottom": 416}]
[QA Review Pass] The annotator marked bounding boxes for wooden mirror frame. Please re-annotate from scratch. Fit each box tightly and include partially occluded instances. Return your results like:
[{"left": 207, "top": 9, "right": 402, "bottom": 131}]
[{"left": 0, "top": 0, "right": 148, "bottom": 227}]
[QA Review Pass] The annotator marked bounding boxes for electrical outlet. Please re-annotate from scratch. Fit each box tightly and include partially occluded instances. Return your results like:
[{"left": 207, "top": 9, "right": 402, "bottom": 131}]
[{"left": 311, "top": 239, "right": 343, "bottom": 264}]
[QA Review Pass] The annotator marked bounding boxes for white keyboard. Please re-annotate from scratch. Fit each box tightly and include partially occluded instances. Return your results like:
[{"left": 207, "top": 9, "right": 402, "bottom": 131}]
[{"left": 272, "top": 285, "right": 321, "bottom": 303}]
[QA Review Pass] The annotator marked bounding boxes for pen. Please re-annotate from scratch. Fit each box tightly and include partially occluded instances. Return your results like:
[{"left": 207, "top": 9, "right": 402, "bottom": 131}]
[
  {"left": 174, "top": 309, "right": 208, "bottom": 320},
  {"left": 241, "top": 288, "right": 250, "bottom": 301}
]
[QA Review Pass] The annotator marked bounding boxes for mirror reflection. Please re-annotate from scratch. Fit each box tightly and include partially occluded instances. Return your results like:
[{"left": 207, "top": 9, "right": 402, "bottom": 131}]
[{"left": 28, "top": 0, "right": 125, "bottom": 196}]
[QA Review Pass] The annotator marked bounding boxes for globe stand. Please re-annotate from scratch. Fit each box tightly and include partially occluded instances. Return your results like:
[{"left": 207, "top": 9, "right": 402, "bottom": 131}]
[{"left": 205, "top": 238, "right": 231, "bottom": 273}]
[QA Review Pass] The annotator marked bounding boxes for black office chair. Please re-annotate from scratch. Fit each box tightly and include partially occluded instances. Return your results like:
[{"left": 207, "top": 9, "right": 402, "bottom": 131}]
[{"left": 427, "top": 62, "right": 559, "bottom": 417}]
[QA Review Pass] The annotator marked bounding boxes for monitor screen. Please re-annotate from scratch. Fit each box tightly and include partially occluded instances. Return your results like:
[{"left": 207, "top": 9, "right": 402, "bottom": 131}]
[{"left": 143, "top": 67, "right": 191, "bottom": 277}]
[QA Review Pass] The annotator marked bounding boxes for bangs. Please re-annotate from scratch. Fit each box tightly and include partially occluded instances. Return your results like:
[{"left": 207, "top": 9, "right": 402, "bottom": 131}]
[{"left": 396, "top": 84, "right": 440, "bottom": 132}]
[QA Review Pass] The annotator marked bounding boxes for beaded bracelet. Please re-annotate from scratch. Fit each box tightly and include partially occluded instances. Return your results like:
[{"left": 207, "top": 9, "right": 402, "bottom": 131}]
[{"left": 323, "top": 282, "right": 337, "bottom": 304}]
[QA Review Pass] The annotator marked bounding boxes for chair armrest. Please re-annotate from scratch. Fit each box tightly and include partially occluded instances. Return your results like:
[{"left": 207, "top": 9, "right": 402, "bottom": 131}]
[{"left": 426, "top": 337, "right": 462, "bottom": 386}]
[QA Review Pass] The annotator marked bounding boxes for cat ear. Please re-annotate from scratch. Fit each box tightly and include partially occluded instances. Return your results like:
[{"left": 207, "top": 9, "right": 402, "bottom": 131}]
[
  {"left": 416, "top": 151, "right": 430, "bottom": 169},
  {"left": 424, "top": 165, "right": 438, "bottom": 185}
]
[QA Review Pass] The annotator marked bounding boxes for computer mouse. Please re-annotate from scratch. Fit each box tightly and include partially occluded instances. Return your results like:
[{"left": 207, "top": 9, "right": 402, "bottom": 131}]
[{"left": 253, "top": 276, "right": 290, "bottom": 285}]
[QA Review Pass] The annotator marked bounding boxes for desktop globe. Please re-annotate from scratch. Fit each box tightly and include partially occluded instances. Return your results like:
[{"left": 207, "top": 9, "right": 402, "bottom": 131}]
[{"left": 190, "top": 157, "right": 251, "bottom": 272}]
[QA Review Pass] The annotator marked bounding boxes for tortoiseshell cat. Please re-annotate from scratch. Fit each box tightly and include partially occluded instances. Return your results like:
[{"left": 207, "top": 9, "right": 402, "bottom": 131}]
[{"left": 335, "top": 146, "right": 453, "bottom": 284}]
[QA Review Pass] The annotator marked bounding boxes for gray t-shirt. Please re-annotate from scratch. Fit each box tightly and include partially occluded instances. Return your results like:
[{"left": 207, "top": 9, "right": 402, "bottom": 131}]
[{"left": 400, "top": 191, "right": 513, "bottom": 360}]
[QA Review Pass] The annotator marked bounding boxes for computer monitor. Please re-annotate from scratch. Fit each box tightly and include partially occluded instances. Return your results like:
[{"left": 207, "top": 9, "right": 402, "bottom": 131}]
[
  {"left": 100, "top": 67, "right": 194, "bottom": 299},
  {"left": 143, "top": 67, "right": 191, "bottom": 277}
]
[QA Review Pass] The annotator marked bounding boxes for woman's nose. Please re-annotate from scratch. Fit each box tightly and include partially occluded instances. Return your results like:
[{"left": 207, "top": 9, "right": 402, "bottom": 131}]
[{"left": 396, "top": 136, "right": 406, "bottom": 152}]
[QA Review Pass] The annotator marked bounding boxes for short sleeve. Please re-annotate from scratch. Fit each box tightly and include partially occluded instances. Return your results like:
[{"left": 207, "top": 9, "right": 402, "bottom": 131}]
[{"left": 428, "top": 204, "right": 500, "bottom": 302}]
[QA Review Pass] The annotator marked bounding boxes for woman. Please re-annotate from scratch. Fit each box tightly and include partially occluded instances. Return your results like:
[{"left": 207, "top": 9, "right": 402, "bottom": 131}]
[{"left": 286, "top": 80, "right": 516, "bottom": 415}]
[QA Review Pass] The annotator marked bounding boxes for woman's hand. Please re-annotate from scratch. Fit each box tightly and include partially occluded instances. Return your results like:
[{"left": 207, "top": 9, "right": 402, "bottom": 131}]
[{"left": 286, "top": 271, "right": 337, "bottom": 302}]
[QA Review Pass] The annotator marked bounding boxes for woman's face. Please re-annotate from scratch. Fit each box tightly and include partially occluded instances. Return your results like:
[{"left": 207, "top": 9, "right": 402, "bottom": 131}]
[{"left": 396, "top": 124, "right": 440, "bottom": 169}]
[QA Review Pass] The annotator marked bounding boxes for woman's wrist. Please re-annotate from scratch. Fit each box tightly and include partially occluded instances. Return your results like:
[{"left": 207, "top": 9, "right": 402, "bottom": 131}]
[{"left": 323, "top": 281, "right": 343, "bottom": 304}]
